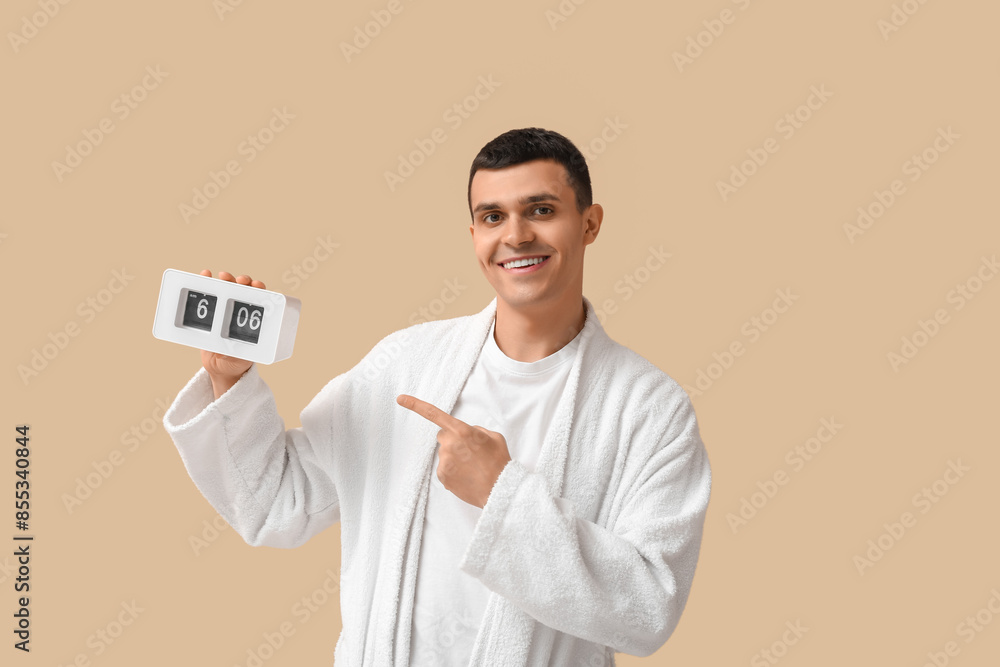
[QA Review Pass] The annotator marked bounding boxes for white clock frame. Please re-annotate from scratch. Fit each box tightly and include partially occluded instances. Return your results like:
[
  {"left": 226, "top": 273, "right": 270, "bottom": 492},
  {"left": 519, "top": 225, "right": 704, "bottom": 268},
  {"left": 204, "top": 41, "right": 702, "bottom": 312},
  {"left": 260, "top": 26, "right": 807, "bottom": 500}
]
[{"left": 152, "top": 268, "right": 301, "bottom": 364}]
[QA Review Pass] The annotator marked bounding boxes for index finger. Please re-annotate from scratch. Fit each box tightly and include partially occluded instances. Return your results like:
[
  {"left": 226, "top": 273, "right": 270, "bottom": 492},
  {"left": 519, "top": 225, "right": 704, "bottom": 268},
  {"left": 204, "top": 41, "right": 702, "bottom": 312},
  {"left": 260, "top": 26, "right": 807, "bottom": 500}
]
[{"left": 396, "top": 394, "right": 465, "bottom": 432}]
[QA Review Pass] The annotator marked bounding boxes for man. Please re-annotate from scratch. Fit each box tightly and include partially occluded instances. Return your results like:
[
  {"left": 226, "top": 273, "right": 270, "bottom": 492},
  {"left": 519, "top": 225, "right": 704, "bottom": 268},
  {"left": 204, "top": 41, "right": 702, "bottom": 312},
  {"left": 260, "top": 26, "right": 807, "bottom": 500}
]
[{"left": 163, "top": 127, "right": 712, "bottom": 666}]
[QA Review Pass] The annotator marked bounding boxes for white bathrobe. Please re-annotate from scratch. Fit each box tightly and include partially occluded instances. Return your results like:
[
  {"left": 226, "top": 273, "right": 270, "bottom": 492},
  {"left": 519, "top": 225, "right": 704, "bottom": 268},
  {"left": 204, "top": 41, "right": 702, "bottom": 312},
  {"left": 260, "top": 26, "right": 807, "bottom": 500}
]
[{"left": 162, "top": 295, "right": 712, "bottom": 666}]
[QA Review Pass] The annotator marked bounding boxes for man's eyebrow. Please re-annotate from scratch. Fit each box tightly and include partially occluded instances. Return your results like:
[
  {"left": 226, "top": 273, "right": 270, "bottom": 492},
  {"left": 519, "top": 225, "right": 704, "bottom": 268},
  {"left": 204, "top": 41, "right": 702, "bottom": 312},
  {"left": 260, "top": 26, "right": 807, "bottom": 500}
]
[{"left": 472, "top": 192, "right": 561, "bottom": 215}]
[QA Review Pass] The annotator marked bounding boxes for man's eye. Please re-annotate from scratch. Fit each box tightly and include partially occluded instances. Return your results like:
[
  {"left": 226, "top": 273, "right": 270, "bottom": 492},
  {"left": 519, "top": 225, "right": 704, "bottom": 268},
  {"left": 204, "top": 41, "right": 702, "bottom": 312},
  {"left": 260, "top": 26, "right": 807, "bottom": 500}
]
[
  {"left": 533, "top": 206, "right": 553, "bottom": 215},
  {"left": 484, "top": 213, "right": 501, "bottom": 223}
]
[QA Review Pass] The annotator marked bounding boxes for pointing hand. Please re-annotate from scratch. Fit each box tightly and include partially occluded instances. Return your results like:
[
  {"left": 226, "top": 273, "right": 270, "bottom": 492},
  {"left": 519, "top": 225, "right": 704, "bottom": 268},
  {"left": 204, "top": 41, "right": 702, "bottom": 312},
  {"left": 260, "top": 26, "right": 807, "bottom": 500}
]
[{"left": 396, "top": 394, "right": 512, "bottom": 509}]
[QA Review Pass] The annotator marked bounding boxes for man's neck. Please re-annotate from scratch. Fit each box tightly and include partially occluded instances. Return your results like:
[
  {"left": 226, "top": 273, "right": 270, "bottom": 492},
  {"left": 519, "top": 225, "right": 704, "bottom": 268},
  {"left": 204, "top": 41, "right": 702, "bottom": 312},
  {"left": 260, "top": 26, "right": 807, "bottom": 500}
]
[{"left": 493, "top": 296, "right": 586, "bottom": 363}]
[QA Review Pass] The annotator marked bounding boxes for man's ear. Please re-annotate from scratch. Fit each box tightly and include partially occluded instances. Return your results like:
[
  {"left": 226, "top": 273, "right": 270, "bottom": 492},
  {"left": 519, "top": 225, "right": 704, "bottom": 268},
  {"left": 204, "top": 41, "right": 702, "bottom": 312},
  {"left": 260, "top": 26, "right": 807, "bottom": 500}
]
[{"left": 583, "top": 203, "right": 603, "bottom": 246}]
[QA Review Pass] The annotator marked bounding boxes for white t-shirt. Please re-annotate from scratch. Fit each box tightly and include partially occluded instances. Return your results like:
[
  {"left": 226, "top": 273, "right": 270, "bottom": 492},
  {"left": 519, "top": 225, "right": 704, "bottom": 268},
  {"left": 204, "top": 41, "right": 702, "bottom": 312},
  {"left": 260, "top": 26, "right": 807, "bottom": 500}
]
[{"left": 407, "top": 317, "right": 583, "bottom": 666}]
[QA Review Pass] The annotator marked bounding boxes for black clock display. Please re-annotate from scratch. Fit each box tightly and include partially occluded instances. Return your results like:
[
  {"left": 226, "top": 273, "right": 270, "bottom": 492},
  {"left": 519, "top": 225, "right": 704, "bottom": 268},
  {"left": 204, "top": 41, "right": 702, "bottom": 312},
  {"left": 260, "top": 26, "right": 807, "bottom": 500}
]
[
  {"left": 182, "top": 291, "right": 217, "bottom": 332},
  {"left": 228, "top": 300, "right": 264, "bottom": 344}
]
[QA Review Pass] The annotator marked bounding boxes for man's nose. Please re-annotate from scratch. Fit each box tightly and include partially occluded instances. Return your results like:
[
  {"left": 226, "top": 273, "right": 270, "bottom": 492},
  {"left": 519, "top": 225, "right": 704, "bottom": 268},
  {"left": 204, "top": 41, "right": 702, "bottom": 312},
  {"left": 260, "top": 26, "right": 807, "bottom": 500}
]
[{"left": 503, "top": 214, "right": 534, "bottom": 245}]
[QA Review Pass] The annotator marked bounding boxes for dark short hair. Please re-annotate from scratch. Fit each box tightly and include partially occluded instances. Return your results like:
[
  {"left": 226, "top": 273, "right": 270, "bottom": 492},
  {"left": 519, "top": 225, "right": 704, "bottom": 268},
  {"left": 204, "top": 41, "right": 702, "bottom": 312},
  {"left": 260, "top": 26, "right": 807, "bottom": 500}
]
[{"left": 467, "top": 127, "right": 592, "bottom": 217}]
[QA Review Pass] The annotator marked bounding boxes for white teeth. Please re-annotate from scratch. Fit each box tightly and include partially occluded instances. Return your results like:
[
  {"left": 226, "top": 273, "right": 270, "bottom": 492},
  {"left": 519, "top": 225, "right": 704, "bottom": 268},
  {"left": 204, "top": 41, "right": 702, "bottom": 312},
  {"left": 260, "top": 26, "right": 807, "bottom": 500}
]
[{"left": 502, "top": 257, "right": 546, "bottom": 269}]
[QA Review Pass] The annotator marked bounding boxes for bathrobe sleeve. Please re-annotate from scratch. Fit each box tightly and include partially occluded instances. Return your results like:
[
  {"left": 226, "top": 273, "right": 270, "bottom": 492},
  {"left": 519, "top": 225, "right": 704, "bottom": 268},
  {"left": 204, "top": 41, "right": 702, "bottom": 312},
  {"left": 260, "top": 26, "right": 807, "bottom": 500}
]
[
  {"left": 162, "top": 363, "right": 342, "bottom": 549},
  {"left": 458, "top": 390, "right": 711, "bottom": 658}
]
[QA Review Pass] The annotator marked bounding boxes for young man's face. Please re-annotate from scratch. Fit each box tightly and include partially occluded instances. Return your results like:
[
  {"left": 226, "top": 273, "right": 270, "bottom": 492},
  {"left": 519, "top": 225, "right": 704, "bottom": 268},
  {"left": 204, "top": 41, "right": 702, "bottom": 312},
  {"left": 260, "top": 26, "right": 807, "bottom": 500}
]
[{"left": 468, "top": 158, "right": 601, "bottom": 315}]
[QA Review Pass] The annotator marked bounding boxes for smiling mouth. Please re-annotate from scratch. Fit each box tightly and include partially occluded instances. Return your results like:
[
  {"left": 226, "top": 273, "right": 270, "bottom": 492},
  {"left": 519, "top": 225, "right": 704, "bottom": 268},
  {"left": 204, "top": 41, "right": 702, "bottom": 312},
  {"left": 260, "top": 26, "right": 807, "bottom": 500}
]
[{"left": 499, "top": 256, "right": 550, "bottom": 270}]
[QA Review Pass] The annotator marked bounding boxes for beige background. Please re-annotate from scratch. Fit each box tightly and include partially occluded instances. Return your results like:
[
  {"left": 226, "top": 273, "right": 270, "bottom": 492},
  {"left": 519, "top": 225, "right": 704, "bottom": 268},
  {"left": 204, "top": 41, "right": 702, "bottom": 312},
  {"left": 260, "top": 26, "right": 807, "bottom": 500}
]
[{"left": 3, "top": 0, "right": 999, "bottom": 665}]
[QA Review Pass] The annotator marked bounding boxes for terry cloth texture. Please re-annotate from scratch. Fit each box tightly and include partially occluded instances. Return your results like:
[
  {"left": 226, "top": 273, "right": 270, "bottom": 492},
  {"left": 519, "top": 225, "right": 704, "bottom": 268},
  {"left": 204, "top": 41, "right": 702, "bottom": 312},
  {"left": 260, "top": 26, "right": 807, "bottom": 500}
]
[{"left": 163, "top": 295, "right": 712, "bottom": 666}]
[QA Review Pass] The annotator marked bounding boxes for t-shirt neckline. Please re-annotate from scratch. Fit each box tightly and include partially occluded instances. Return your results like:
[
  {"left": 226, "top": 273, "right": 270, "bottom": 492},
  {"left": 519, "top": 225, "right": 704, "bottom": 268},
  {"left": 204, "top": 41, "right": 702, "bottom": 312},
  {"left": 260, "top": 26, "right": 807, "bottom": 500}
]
[{"left": 483, "top": 316, "right": 582, "bottom": 376}]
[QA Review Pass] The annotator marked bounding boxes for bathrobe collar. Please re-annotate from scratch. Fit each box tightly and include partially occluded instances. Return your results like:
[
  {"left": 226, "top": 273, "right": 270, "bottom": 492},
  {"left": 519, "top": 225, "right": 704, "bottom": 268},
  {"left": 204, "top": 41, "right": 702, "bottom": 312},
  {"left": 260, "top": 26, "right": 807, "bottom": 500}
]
[{"left": 373, "top": 294, "right": 607, "bottom": 665}]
